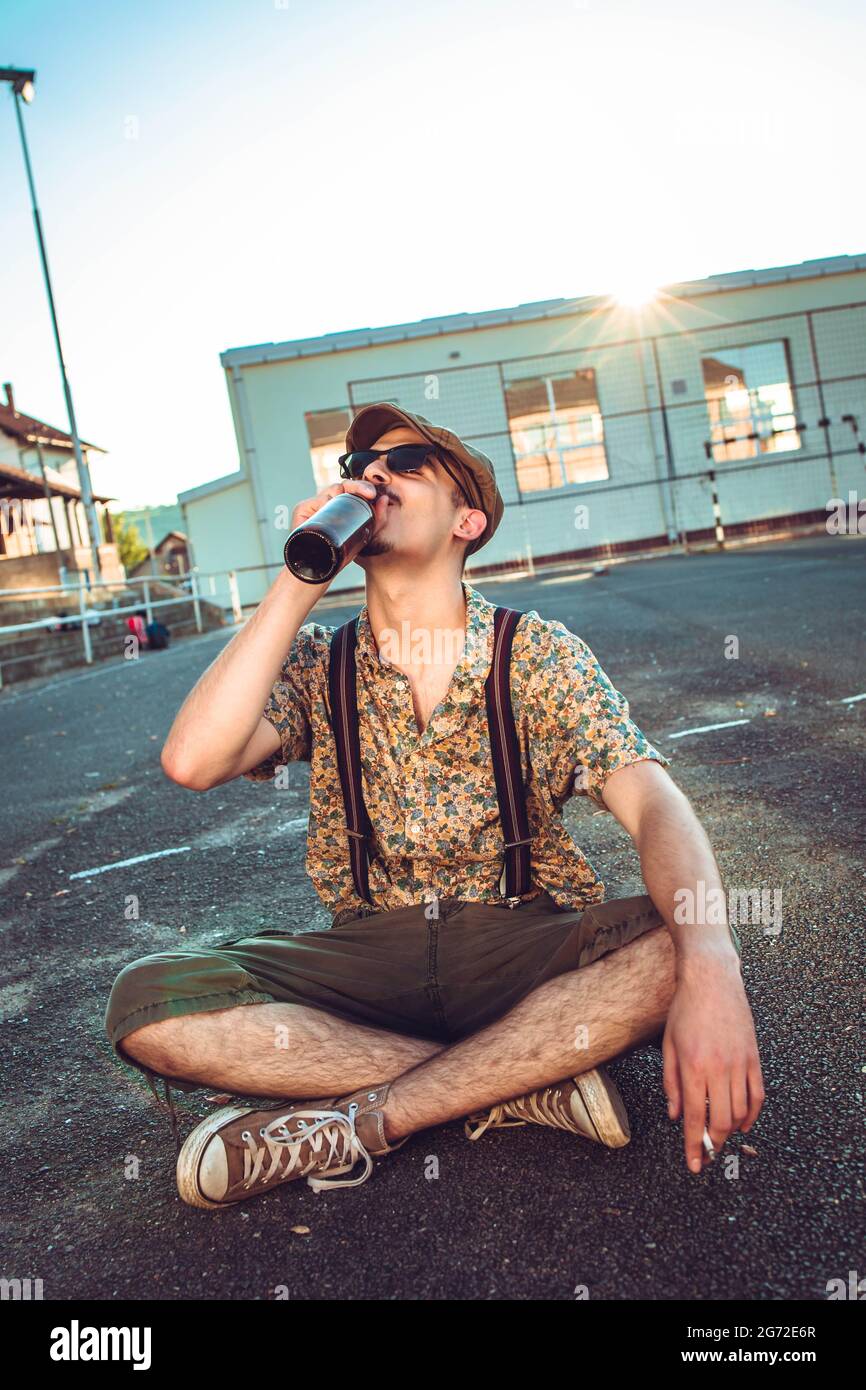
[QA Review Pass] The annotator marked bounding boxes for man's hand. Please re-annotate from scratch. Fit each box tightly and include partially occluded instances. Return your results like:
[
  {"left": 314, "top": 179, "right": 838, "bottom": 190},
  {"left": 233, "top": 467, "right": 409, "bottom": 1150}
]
[
  {"left": 599, "top": 760, "right": 767, "bottom": 1171},
  {"left": 662, "top": 950, "right": 765, "bottom": 1172}
]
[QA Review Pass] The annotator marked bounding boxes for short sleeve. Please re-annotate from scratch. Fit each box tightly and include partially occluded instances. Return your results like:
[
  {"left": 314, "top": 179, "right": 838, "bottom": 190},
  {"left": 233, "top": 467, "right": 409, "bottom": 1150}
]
[
  {"left": 242, "top": 623, "right": 325, "bottom": 781},
  {"left": 526, "top": 619, "right": 671, "bottom": 812}
]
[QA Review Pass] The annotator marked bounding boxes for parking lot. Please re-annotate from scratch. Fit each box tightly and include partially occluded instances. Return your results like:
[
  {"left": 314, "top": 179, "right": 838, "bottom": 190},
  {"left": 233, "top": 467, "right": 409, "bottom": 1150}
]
[{"left": 1, "top": 533, "right": 863, "bottom": 1300}]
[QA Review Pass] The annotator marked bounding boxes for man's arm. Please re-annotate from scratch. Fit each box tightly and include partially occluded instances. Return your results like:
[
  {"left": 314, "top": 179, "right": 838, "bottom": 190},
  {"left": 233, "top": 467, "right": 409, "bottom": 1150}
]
[
  {"left": 160, "top": 567, "right": 321, "bottom": 790},
  {"left": 600, "top": 759, "right": 766, "bottom": 1173},
  {"left": 161, "top": 475, "right": 381, "bottom": 790},
  {"left": 599, "top": 759, "right": 739, "bottom": 962}
]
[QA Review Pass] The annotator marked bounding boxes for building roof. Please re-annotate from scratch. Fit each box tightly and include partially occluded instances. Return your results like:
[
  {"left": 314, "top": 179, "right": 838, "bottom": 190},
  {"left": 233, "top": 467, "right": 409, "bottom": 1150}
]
[
  {"left": 0, "top": 386, "right": 106, "bottom": 454},
  {"left": 220, "top": 252, "right": 866, "bottom": 369},
  {"left": 154, "top": 530, "right": 187, "bottom": 550},
  {"left": 178, "top": 469, "right": 245, "bottom": 506},
  {"left": 0, "top": 459, "right": 114, "bottom": 503}
]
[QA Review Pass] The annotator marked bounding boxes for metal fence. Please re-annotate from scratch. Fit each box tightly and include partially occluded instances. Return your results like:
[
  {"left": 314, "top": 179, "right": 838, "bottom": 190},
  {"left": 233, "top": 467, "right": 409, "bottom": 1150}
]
[
  {"left": 0, "top": 561, "right": 387, "bottom": 686},
  {"left": 0, "top": 571, "right": 206, "bottom": 687}
]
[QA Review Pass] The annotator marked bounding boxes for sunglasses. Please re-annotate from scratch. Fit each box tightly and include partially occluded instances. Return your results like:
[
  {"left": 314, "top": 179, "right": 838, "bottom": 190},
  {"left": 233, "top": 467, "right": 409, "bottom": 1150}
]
[
  {"left": 338, "top": 443, "right": 474, "bottom": 511},
  {"left": 337, "top": 443, "right": 441, "bottom": 480}
]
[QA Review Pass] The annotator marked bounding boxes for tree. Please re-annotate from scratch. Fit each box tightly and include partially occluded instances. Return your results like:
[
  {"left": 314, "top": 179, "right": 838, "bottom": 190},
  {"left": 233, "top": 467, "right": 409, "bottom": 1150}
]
[{"left": 113, "top": 512, "right": 149, "bottom": 573}]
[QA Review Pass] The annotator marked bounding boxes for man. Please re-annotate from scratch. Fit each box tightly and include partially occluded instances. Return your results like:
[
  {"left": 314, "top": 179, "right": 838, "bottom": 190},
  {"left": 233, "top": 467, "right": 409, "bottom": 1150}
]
[{"left": 105, "top": 403, "right": 764, "bottom": 1209}]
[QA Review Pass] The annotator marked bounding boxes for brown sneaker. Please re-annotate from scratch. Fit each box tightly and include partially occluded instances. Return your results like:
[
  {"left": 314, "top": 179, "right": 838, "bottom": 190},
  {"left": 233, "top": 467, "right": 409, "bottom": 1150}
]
[
  {"left": 176, "top": 1081, "right": 409, "bottom": 1209},
  {"left": 463, "top": 1065, "right": 631, "bottom": 1148}
]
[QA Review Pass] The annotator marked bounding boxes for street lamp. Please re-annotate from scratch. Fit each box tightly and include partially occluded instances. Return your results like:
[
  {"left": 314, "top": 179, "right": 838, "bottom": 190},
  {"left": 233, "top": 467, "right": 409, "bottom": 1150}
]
[{"left": 1, "top": 65, "right": 103, "bottom": 583}]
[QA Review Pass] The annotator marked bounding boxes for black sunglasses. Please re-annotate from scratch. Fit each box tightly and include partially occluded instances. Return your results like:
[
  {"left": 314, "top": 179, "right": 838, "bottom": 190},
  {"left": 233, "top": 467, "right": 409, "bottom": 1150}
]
[
  {"left": 337, "top": 444, "right": 440, "bottom": 480},
  {"left": 337, "top": 443, "right": 474, "bottom": 512}
]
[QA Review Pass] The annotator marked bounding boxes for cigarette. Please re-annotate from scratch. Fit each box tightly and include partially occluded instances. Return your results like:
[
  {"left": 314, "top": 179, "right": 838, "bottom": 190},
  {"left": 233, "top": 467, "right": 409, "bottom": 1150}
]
[{"left": 702, "top": 1128, "right": 716, "bottom": 1158}]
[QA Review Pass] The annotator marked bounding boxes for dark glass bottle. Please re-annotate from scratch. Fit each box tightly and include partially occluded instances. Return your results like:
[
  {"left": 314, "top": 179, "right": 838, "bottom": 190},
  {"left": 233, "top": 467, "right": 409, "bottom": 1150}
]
[{"left": 283, "top": 492, "right": 375, "bottom": 584}]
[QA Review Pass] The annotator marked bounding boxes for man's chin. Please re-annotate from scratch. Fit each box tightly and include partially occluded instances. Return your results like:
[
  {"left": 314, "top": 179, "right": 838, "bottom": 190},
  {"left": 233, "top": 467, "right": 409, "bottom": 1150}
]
[{"left": 356, "top": 537, "right": 395, "bottom": 560}]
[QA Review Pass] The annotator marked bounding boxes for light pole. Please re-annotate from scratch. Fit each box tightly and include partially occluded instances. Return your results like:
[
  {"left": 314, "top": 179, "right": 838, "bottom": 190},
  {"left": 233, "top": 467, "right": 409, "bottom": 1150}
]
[{"left": 1, "top": 65, "right": 103, "bottom": 583}]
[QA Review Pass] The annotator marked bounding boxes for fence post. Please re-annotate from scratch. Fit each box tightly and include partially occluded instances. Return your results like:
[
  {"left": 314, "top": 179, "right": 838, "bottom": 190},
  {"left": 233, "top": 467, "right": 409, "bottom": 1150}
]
[
  {"left": 228, "top": 571, "right": 242, "bottom": 625},
  {"left": 78, "top": 575, "right": 93, "bottom": 664},
  {"left": 142, "top": 579, "right": 152, "bottom": 624},
  {"left": 190, "top": 571, "right": 203, "bottom": 633},
  {"left": 707, "top": 469, "right": 726, "bottom": 548}
]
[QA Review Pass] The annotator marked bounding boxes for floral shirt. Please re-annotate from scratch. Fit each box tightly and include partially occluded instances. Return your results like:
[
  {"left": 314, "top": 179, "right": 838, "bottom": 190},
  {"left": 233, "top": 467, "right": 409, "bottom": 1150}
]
[{"left": 244, "top": 581, "right": 671, "bottom": 924}]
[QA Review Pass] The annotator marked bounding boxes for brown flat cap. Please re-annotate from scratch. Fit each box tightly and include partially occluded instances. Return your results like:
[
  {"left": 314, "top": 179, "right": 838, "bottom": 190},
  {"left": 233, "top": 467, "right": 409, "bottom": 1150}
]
[{"left": 345, "top": 402, "right": 504, "bottom": 557}]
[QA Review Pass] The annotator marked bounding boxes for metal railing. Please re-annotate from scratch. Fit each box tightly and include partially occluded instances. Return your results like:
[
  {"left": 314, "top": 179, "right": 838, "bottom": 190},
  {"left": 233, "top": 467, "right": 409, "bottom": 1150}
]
[{"left": 0, "top": 570, "right": 207, "bottom": 687}]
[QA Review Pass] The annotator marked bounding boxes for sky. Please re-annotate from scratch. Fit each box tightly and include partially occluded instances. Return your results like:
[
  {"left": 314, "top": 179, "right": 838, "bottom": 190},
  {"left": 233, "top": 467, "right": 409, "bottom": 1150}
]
[{"left": 1, "top": 0, "right": 863, "bottom": 509}]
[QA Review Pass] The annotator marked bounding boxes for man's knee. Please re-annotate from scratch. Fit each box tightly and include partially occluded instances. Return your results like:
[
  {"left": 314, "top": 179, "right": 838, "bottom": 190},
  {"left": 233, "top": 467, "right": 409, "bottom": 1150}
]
[
  {"left": 643, "top": 924, "right": 677, "bottom": 998},
  {"left": 121, "top": 1001, "right": 258, "bottom": 1077},
  {"left": 649, "top": 922, "right": 676, "bottom": 965},
  {"left": 618, "top": 925, "right": 676, "bottom": 1038},
  {"left": 120, "top": 1015, "right": 183, "bottom": 1069},
  {"left": 611, "top": 921, "right": 675, "bottom": 976},
  {"left": 105, "top": 946, "right": 263, "bottom": 1060}
]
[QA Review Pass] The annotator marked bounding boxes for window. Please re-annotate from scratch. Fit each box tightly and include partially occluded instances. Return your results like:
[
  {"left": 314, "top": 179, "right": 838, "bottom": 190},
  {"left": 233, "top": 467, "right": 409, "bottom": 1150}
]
[
  {"left": 702, "top": 342, "right": 800, "bottom": 462},
  {"left": 503, "top": 369, "right": 608, "bottom": 493},
  {"left": 304, "top": 407, "right": 353, "bottom": 490}
]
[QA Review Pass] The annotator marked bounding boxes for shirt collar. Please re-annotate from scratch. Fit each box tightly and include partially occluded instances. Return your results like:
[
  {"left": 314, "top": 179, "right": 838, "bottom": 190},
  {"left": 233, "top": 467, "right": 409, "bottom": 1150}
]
[{"left": 354, "top": 580, "right": 494, "bottom": 686}]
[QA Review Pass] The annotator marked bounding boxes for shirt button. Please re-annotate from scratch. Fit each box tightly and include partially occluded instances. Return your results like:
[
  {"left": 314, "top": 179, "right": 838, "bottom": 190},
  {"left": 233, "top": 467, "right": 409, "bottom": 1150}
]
[{"left": 409, "top": 823, "right": 422, "bottom": 837}]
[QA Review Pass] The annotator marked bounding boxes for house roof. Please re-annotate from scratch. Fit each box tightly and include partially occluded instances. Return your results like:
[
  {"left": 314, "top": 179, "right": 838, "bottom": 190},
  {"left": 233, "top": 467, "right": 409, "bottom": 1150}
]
[
  {"left": 0, "top": 399, "right": 106, "bottom": 453},
  {"left": 154, "top": 530, "right": 187, "bottom": 550},
  {"left": 219, "top": 252, "right": 866, "bottom": 369},
  {"left": 0, "top": 459, "right": 114, "bottom": 503}
]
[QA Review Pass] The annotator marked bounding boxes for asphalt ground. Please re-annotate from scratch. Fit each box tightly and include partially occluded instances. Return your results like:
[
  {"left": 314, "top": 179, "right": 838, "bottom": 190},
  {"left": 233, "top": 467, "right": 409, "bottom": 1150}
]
[{"left": 1, "top": 533, "right": 864, "bottom": 1302}]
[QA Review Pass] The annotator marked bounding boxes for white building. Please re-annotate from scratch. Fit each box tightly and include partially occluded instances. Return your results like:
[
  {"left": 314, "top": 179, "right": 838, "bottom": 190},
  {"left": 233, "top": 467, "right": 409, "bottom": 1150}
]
[
  {"left": 0, "top": 381, "right": 123, "bottom": 591},
  {"left": 179, "top": 253, "right": 866, "bottom": 608}
]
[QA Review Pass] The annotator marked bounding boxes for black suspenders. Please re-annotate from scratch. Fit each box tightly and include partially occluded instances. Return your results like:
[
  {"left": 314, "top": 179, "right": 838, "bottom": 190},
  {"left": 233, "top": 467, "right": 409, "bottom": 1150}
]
[
  {"left": 485, "top": 608, "right": 534, "bottom": 900},
  {"left": 328, "top": 615, "right": 376, "bottom": 906},
  {"left": 327, "top": 605, "right": 532, "bottom": 910}
]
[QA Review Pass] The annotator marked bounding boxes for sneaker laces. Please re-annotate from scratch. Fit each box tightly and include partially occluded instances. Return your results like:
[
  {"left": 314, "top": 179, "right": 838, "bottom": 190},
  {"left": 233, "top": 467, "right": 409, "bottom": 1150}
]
[
  {"left": 464, "top": 1085, "right": 572, "bottom": 1141},
  {"left": 240, "top": 1102, "right": 374, "bottom": 1193}
]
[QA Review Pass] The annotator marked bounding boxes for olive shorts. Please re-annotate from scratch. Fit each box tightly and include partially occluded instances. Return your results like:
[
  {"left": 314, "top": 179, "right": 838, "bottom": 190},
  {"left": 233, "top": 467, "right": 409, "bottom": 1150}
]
[{"left": 104, "top": 891, "right": 742, "bottom": 1099}]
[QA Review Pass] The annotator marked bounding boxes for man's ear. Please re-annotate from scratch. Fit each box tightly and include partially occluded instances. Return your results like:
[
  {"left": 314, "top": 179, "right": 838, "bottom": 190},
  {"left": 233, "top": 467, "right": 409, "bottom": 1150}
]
[{"left": 455, "top": 507, "right": 486, "bottom": 546}]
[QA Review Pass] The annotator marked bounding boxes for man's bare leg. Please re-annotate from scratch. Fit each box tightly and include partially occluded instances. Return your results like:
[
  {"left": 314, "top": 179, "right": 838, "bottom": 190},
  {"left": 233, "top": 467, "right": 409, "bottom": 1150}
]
[
  {"left": 121, "top": 1002, "right": 446, "bottom": 1098},
  {"left": 381, "top": 925, "right": 676, "bottom": 1142},
  {"left": 122, "top": 925, "right": 674, "bottom": 1129}
]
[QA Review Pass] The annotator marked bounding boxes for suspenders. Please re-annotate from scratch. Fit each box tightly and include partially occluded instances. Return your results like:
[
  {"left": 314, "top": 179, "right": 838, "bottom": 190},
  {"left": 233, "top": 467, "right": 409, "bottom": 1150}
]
[
  {"left": 327, "top": 605, "right": 533, "bottom": 910},
  {"left": 485, "top": 608, "right": 533, "bottom": 900},
  {"left": 328, "top": 615, "right": 377, "bottom": 906}
]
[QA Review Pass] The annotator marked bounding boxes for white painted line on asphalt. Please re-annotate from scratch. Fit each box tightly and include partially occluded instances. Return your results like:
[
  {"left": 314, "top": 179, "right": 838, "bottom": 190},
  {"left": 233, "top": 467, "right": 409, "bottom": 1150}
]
[
  {"left": 668, "top": 718, "right": 752, "bottom": 740},
  {"left": 838, "top": 693, "right": 866, "bottom": 704},
  {"left": 538, "top": 572, "right": 594, "bottom": 586},
  {"left": 69, "top": 846, "right": 191, "bottom": 879}
]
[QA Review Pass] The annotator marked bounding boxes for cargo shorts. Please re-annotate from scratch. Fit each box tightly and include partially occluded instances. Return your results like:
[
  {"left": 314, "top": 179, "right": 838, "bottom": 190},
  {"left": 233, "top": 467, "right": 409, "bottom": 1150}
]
[{"left": 104, "top": 890, "right": 742, "bottom": 1140}]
